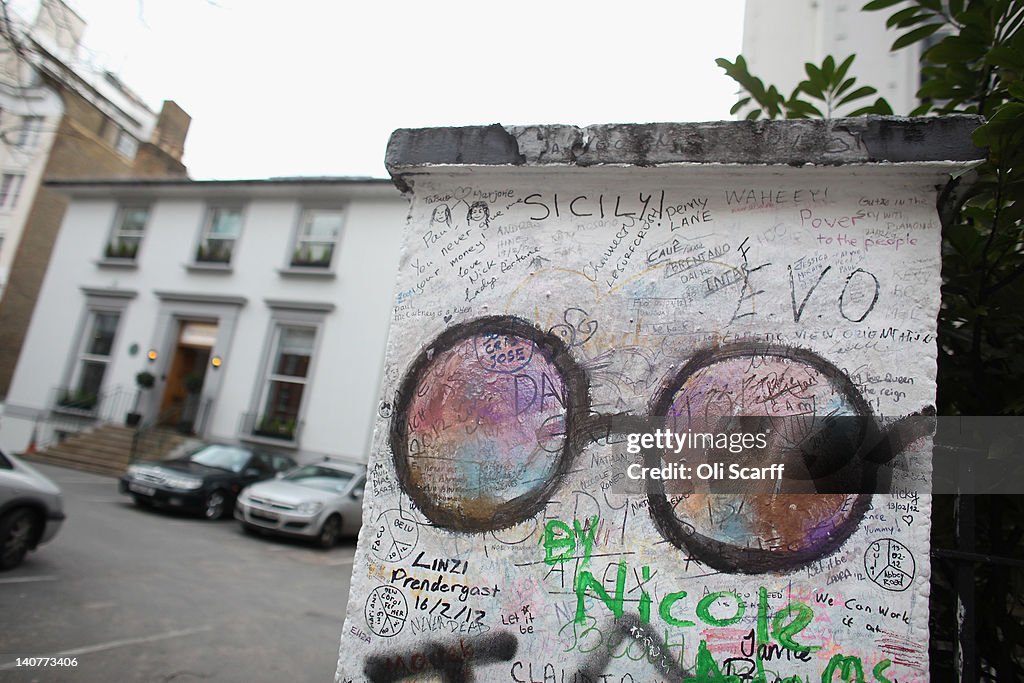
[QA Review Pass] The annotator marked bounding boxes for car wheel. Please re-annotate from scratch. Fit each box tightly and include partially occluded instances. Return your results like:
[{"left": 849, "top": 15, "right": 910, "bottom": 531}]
[
  {"left": 0, "top": 508, "right": 40, "bottom": 571},
  {"left": 203, "top": 490, "right": 228, "bottom": 520},
  {"left": 318, "top": 514, "right": 342, "bottom": 549}
]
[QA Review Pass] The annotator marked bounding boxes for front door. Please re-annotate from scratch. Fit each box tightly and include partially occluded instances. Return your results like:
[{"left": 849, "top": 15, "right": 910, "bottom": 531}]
[{"left": 159, "top": 321, "right": 217, "bottom": 433}]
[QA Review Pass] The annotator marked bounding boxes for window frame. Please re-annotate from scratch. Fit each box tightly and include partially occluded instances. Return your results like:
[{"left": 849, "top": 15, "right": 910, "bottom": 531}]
[
  {"left": 104, "top": 204, "right": 151, "bottom": 262},
  {"left": 288, "top": 206, "right": 346, "bottom": 270},
  {"left": 243, "top": 306, "right": 328, "bottom": 447},
  {"left": 61, "top": 307, "right": 123, "bottom": 412},
  {"left": 194, "top": 204, "right": 245, "bottom": 267},
  {"left": 17, "top": 115, "right": 43, "bottom": 149},
  {"left": 115, "top": 128, "right": 138, "bottom": 158},
  {"left": 0, "top": 172, "right": 25, "bottom": 211},
  {"left": 252, "top": 324, "right": 317, "bottom": 442}
]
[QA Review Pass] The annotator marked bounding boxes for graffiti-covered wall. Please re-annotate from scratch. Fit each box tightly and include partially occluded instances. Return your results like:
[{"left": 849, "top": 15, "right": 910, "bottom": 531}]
[{"left": 337, "top": 119, "right": 983, "bottom": 682}]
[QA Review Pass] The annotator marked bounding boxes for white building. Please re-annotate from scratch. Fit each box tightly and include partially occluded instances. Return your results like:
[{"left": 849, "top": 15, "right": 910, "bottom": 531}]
[
  {"left": 741, "top": 0, "right": 923, "bottom": 116},
  {"left": 0, "top": 177, "right": 406, "bottom": 463}
]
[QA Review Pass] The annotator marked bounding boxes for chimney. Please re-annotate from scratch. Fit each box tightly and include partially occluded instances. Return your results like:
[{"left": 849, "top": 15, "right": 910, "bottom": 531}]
[{"left": 151, "top": 100, "right": 191, "bottom": 162}]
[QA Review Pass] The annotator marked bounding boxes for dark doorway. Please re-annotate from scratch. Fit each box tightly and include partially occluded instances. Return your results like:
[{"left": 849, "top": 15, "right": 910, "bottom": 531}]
[{"left": 159, "top": 321, "right": 217, "bottom": 433}]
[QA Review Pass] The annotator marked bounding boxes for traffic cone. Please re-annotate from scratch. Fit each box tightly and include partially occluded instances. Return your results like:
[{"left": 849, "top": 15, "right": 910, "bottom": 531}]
[{"left": 25, "top": 424, "right": 38, "bottom": 455}]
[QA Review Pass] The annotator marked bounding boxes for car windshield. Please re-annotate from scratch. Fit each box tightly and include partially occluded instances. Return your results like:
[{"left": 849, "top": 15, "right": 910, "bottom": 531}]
[
  {"left": 189, "top": 445, "right": 252, "bottom": 473},
  {"left": 283, "top": 465, "right": 354, "bottom": 493}
]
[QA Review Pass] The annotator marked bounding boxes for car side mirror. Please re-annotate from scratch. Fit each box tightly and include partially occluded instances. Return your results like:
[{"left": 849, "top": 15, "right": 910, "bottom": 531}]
[{"left": 351, "top": 488, "right": 364, "bottom": 500}]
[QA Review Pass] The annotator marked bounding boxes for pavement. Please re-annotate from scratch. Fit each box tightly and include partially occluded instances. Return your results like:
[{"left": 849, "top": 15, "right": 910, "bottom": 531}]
[{"left": 0, "top": 463, "right": 357, "bottom": 682}]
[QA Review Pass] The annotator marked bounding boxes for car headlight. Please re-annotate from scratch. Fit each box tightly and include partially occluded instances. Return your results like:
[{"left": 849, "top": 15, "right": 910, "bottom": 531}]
[
  {"left": 297, "top": 501, "right": 323, "bottom": 516},
  {"left": 164, "top": 476, "right": 203, "bottom": 490},
  {"left": 126, "top": 464, "right": 143, "bottom": 478}
]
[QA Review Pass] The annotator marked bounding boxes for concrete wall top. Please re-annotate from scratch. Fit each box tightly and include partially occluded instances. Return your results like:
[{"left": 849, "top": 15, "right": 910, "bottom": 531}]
[{"left": 386, "top": 116, "right": 985, "bottom": 190}]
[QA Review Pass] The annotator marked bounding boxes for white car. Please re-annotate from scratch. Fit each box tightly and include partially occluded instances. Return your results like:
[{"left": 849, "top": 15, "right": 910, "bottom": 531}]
[
  {"left": 0, "top": 450, "right": 65, "bottom": 570},
  {"left": 234, "top": 460, "right": 365, "bottom": 548}
]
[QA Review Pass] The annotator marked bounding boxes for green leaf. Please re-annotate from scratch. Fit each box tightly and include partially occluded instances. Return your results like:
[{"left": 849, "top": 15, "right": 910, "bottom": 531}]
[
  {"left": 862, "top": 0, "right": 904, "bottom": 10},
  {"left": 804, "top": 62, "right": 825, "bottom": 86},
  {"left": 924, "top": 35, "right": 986, "bottom": 63},
  {"left": 835, "top": 55, "right": 856, "bottom": 83},
  {"left": 798, "top": 78, "right": 826, "bottom": 100},
  {"left": 822, "top": 55, "right": 836, "bottom": 81},
  {"left": 729, "top": 97, "right": 752, "bottom": 115},
  {"left": 835, "top": 76, "right": 858, "bottom": 97},
  {"left": 987, "top": 43, "right": 1024, "bottom": 71},
  {"left": 847, "top": 97, "right": 894, "bottom": 116},
  {"left": 892, "top": 23, "right": 944, "bottom": 50},
  {"left": 886, "top": 6, "right": 925, "bottom": 28},
  {"left": 837, "top": 85, "right": 879, "bottom": 107},
  {"left": 785, "top": 99, "right": 824, "bottom": 118}
]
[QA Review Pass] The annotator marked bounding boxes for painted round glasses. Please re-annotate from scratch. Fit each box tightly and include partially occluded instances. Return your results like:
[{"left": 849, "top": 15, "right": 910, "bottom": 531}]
[{"left": 389, "top": 315, "right": 920, "bottom": 573}]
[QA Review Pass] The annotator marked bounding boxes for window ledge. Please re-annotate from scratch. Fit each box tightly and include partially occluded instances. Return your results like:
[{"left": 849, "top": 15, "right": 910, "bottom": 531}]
[
  {"left": 278, "top": 266, "right": 336, "bottom": 279},
  {"left": 239, "top": 433, "right": 299, "bottom": 450},
  {"left": 96, "top": 258, "right": 138, "bottom": 270},
  {"left": 51, "top": 405, "right": 98, "bottom": 418},
  {"left": 186, "top": 262, "right": 233, "bottom": 274}
]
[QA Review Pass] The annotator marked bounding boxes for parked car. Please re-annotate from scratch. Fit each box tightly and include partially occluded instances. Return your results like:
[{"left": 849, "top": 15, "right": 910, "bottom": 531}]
[
  {"left": 0, "top": 450, "right": 65, "bottom": 570},
  {"left": 119, "top": 443, "right": 296, "bottom": 520},
  {"left": 235, "top": 459, "right": 365, "bottom": 548}
]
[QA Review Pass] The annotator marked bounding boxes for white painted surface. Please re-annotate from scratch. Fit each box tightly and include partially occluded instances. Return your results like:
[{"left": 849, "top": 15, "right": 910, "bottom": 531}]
[{"left": 336, "top": 163, "right": 947, "bottom": 680}]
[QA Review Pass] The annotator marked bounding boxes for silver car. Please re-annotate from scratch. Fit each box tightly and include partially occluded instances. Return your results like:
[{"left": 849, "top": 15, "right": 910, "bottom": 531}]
[
  {"left": 0, "top": 450, "right": 65, "bottom": 570},
  {"left": 234, "top": 460, "right": 365, "bottom": 548}
]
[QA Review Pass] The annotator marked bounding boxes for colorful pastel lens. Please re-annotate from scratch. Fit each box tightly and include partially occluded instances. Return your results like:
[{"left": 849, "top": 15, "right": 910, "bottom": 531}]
[
  {"left": 393, "top": 325, "right": 574, "bottom": 531},
  {"left": 651, "top": 346, "right": 873, "bottom": 573}
]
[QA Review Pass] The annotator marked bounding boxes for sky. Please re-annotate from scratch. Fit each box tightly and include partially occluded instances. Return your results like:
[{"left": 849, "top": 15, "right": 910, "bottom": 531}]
[{"left": 17, "top": 0, "right": 746, "bottom": 180}]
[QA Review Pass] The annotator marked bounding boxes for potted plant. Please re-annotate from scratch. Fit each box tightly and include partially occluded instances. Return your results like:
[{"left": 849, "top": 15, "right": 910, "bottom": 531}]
[
  {"left": 254, "top": 415, "right": 296, "bottom": 440},
  {"left": 126, "top": 370, "right": 155, "bottom": 427},
  {"left": 57, "top": 390, "right": 98, "bottom": 412}
]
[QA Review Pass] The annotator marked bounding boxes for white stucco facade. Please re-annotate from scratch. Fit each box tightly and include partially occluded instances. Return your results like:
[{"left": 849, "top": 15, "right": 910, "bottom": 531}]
[{"left": 0, "top": 178, "right": 407, "bottom": 463}]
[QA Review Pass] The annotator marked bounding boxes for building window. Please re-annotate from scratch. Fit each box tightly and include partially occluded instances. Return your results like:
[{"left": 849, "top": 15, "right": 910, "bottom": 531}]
[
  {"left": 195, "top": 207, "right": 242, "bottom": 264},
  {"left": 252, "top": 326, "right": 316, "bottom": 441},
  {"left": 0, "top": 173, "right": 24, "bottom": 210},
  {"left": 105, "top": 206, "right": 150, "bottom": 260},
  {"left": 291, "top": 208, "right": 343, "bottom": 268},
  {"left": 61, "top": 310, "right": 121, "bottom": 411},
  {"left": 17, "top": 115, "right": 43, "bottom": 149},
  {"left": 115, "top": 129, "right": 138, "bottom": 158}
]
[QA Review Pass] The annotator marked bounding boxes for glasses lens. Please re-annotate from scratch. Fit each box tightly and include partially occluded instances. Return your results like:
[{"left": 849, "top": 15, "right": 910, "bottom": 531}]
[
  {"left": 650, "top": 345, "right": 874, "bottom": 573},
  {"left": 392, "top": 321, "right": 577, "bottom": 532}
]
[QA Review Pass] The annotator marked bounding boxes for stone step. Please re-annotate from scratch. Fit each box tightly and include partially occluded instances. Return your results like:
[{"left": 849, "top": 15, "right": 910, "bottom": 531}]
[
  {"left": 22, "top": 450, "right": 127, "bottom": 477},
  {"left": 27, "top": 424, "right": 191, "bottom": 476}
]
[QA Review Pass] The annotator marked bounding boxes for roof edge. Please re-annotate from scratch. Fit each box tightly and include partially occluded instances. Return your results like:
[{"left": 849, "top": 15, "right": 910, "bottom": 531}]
[{"left": 385, "top": 116, "right": 986, "bottom": 190}]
